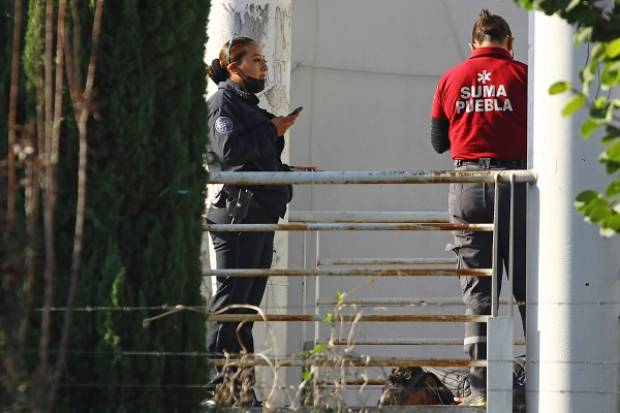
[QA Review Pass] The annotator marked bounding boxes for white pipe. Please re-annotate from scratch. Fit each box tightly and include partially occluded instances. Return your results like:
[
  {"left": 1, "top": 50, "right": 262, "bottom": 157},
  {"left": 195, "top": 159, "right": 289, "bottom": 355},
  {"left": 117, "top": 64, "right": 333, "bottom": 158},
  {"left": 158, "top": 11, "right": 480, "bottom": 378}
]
[
  {"left": 528, "top": 12, "right": 620, "bottom": 413},
  {"left": 331, "top": 338, "right": 526, "bottom": 346},
  {"left": 289, "top": 210, "right": 450, "bottom": 223},
  {"left": 318, "top": 258, "right": 456, "bottom": 266},
  {"left": 317, "top": 297, "right": 523, "bottom": 307}
]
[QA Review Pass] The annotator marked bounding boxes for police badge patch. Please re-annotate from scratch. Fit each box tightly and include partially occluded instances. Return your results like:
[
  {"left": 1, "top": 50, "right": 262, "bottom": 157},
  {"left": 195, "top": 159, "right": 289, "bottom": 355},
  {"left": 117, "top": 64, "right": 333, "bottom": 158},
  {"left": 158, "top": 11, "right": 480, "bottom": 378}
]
[{"left": 215, "top": 116, "right": 234, "bottom": 134}]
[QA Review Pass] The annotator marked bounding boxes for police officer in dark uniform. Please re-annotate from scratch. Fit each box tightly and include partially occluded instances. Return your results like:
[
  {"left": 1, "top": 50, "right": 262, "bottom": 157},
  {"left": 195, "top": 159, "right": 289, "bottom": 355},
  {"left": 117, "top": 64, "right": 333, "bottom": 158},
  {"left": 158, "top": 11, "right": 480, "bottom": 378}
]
[
  {"left": 205, "top": 36, "right": 304, "bottom": 405},
  {"left": 430, "top": 10, "right": 527, "bottom": 406}
]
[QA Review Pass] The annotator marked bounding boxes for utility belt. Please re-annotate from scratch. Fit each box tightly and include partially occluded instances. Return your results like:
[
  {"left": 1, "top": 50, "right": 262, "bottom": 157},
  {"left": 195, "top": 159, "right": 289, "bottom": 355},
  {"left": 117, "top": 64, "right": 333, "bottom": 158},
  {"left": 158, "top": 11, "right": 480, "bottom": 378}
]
[
  {"left": 454, "top": 158, "right": 525, "bottom": 169},
  {"left": 212, "top": 186, "right": 261, "bottom": 224}
]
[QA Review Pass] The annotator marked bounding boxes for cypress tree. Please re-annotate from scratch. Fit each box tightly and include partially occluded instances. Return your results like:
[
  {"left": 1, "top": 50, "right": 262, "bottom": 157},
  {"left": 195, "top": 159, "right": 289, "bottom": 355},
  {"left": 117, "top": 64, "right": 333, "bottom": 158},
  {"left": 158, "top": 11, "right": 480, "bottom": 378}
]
[
  {"left": 61, "top": 1, "right": 210, "bottom": 411},
  {"left": 7, "top": 1, "right": 210, "bottom": 411}
]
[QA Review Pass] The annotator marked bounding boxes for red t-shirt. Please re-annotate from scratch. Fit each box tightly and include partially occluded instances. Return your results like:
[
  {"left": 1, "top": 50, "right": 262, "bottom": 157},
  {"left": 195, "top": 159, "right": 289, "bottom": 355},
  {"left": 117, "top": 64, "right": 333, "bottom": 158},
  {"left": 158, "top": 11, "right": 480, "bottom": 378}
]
[{"left": 431, "top": 47, "right": 527, "bottom": 160}]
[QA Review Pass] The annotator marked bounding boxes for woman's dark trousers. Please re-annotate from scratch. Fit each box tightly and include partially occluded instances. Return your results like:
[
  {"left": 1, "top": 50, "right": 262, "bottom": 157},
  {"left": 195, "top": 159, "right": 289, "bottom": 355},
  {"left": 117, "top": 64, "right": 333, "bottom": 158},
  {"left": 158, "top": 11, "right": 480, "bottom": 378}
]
[{"left": 206, "top": 206, "right": 278, "bottom": 386}]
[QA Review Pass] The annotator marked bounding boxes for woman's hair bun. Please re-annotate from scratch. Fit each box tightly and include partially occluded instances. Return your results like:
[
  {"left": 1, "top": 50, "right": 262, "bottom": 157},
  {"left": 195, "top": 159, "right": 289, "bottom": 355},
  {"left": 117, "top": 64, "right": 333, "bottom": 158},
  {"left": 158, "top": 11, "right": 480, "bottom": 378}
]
[
  {"left": 208, "top": 58, "right": 229, "bottom": 84},
  {"left": 472, "top": 9, "right": 512, "bottom": 43},
  {"left": 479, "top": 9, "right": 492, "bottom": 21}
]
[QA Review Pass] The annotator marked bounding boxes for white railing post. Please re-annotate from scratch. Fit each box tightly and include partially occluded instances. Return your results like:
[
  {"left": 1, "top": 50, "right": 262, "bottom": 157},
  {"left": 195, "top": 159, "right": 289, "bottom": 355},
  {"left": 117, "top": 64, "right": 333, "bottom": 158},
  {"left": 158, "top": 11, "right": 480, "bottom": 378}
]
[{"left": 487, "top": 316, "right": 513, "bottom": 413}]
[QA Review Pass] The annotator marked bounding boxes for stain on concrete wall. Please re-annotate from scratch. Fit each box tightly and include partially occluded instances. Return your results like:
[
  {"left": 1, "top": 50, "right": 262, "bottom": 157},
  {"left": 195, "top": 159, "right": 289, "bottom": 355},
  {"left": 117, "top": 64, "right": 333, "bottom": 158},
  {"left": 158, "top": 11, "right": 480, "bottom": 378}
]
[
  {"left": 265, "top": 6, "right": 291, "bottom": 111},
  {"left": 223, "top": 3, "right": 270, "bottom": 42}
]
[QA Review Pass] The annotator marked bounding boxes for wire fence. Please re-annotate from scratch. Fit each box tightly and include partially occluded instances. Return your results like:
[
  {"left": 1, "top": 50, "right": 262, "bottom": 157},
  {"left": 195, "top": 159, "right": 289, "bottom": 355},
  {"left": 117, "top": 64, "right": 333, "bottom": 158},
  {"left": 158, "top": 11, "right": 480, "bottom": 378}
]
[{"left": 31, "top": 170, "right": 620, "bottom": 407}]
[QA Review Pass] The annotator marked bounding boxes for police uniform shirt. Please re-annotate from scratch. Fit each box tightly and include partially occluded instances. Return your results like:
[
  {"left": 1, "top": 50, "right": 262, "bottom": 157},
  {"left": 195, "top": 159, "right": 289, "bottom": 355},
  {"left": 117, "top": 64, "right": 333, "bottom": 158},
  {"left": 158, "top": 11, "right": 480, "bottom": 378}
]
[
  {"left": 431, "top": 47, "right": 527, "bottom": 161},
  {"left": 207, "top": 79, "right": 292, "bottom": 218}
]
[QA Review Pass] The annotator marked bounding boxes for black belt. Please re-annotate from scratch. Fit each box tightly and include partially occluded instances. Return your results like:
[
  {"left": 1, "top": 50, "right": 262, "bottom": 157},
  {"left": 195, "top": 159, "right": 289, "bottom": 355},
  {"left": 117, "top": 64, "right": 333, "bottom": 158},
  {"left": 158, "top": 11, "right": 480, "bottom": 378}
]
[{"left": 454, "top": 158, "right": 525, "bottom": 168}]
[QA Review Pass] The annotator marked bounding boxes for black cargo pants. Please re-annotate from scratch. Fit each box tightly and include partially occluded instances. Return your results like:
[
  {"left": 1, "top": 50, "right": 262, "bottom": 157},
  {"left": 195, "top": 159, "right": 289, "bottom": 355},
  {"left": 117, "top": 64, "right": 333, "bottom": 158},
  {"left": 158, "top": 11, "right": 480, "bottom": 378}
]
[
  {"left": 206, "top": 205, "right": 278, "bottom": 385},
  {"left": 447, "top": 160, "right": 527, "bottom": 398}
]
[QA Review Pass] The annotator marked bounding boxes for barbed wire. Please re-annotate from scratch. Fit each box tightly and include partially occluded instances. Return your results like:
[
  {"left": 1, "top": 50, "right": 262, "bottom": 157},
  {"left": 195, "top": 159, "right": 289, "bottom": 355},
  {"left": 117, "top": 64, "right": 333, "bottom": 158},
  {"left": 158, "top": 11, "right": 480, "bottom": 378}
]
[
  {"left": 1, "top": 349, "right": 232, "bottom": 357},
  {"left": 56, "top": 382, "right": 304, "bottom": 390},
  {"left": 32, "top": 304, "right": 425, "bottom": 312},
  {"left": 23, "top": 299, "right": 620, "bottom": 403},
  {"left": 32, "top": 304, "right": 207, "bottom": 312},
  {"left": 58, "top": 382, "right": 216, "bottom": 389},
  {"left": 3, "top": 348, "right": 617, "bottom": 367},
  {"left": 32, "top": 300, "right": 619, "bottom": 313},
  {"left": 54, "top": 382, "right": 620, "bottom": 395},
  {"left": 55, "top": 383, "right": 386, "bottom": 391}
]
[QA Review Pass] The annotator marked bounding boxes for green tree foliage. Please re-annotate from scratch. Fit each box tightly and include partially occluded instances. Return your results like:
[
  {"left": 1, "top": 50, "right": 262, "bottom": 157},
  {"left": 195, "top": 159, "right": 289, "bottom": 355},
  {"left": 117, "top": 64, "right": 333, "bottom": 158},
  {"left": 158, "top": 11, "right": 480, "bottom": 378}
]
[
  {"left": 515, "top": 1, "right": 620, "bottom": 236},
  {"left": 2, "top": 0, "right": 210, "bottom": 411},
  {"left": 58, "top": 2, "right": 210, "bottom": 411}
]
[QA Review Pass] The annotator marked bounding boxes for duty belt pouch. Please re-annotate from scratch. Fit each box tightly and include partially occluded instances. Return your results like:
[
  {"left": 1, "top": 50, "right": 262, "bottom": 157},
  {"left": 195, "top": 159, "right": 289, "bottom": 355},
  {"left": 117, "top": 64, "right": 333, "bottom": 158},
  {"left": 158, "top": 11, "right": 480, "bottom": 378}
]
[{"left": 225, "top": 187, "right": 254, "bottom": 224}]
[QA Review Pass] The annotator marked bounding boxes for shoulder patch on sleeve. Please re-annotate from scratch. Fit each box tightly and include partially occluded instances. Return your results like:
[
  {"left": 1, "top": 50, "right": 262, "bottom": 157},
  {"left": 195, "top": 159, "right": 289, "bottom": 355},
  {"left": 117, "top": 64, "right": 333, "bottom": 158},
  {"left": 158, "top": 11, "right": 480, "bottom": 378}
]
[{"left": 215, "top": 116, "right": 234, "bottom": 134}]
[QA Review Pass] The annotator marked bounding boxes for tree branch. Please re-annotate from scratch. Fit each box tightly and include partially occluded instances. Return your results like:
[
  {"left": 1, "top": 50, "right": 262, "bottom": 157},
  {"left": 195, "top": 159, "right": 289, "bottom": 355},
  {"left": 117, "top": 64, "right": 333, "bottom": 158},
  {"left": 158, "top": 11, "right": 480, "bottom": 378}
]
[
  {"left": 70, "top": 0, "right": 82, "bottom": 87},
  {"left": 63, "top": 18, "right": 79, "bottom": 114},
  {"left": 51, "top": 0, "right": 66, "bottom": 166},
  {"left": 19, "top": 121, "right": 40, "bottom": 349},
  {"left": 6, "top": 0, "right": 23, "bottom": 239},
  {"left": 38, "top": 2, "right": 56, "bottom": 402},
  {"left": 47, "top": 0, "right": 104, "bottom": 409},
  {"left": 38, "top": 0, "right": 67, "bottom": 410}
]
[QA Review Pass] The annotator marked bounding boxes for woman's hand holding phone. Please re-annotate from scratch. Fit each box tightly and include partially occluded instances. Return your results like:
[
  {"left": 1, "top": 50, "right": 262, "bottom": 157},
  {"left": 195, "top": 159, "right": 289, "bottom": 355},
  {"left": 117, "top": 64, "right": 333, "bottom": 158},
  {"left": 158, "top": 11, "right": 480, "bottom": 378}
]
[
  {"left": 288, "top": 106, "right": 303, "bottom": 116},
  {"left": 271, "top": 106, "right": 303, "bottom": 136}
]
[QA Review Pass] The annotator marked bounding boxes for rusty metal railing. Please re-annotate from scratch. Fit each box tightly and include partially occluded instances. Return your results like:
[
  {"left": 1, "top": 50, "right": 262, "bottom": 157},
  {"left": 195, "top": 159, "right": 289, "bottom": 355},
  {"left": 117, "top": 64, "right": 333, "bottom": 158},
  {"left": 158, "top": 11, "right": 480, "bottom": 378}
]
[
  {"left": 206, "top": 314, "right": 489, "bottom": 323},
  {"left": 204, "top": 169, "right": 537, "bottom": 412},
  {"left": 202, "top": 268, "right": 492, "bottom": 277},
  {"left": 206, "top": 169, "right": 535, "bottom": 184},
  {"left": 205, "top": 222, "right": 493, "bottom": 232},
  {"left": 209, "top": 356, "right": 488, "bottom": 369}
]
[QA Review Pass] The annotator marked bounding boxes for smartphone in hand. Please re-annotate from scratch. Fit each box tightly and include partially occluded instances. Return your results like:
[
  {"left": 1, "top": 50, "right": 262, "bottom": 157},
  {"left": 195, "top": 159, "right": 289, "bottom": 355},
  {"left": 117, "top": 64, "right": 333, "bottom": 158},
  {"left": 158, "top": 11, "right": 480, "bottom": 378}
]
[{"left": 288, "top": 106, "right": 303, "bottom": 116}]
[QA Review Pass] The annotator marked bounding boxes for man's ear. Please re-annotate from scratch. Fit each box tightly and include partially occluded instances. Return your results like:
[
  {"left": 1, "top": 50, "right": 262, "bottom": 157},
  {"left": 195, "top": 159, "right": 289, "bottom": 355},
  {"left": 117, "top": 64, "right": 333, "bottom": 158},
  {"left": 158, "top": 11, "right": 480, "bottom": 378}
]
[
  {"left": 468, "top": 42, "right": 475, "bottom": 51},
  {"left": 506, "top": 37, "right": 514, "bottom": 55}
]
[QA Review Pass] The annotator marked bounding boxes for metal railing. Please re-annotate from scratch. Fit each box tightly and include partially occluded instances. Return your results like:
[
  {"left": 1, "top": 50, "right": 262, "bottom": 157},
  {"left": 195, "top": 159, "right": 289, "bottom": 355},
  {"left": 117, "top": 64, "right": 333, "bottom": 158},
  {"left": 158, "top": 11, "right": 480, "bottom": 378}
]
[{"left": 204, "top": 169, "right": 537, "bottom": 412}]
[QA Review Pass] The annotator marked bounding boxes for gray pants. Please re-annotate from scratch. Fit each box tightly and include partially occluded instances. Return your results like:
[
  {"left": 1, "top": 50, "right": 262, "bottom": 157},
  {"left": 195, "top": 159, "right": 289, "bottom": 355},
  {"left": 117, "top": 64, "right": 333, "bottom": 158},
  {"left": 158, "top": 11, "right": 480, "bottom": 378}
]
[{"left": 448, "top": 163, "right": 527, "bottom": 398}]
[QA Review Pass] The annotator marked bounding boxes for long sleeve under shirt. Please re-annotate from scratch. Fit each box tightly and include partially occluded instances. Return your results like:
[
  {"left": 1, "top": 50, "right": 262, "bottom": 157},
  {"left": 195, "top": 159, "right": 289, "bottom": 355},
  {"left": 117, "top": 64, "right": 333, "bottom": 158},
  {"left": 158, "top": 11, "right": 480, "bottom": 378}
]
[{"left": 431, "top": 117, "right": 450, "bottom": 154}]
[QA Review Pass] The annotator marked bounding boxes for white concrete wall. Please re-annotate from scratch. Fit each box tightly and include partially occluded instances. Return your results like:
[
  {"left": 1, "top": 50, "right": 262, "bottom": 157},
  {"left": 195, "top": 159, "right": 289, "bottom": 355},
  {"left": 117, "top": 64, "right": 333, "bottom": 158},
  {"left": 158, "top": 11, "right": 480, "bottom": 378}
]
[{"left": 285, "top": 0, "right": 529, "bottom": 404}]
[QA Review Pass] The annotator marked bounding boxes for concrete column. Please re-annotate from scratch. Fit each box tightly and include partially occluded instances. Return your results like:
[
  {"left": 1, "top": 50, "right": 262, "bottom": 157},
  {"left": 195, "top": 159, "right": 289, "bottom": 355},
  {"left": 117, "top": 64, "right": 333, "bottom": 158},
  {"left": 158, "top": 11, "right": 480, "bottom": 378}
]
[
  {"left": 204, "top": 0, "right": 293, "bottom": 405},
  {"left": 527, "top": 12, "right": 620, "bottom": 413}
]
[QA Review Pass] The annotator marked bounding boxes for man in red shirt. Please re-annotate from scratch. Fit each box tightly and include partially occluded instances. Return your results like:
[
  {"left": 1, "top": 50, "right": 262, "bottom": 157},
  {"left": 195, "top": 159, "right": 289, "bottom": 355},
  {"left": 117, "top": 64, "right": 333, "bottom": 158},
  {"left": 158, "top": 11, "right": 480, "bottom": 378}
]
[{"left": 430, "top": 9, "right": 527, "bottom": 407}]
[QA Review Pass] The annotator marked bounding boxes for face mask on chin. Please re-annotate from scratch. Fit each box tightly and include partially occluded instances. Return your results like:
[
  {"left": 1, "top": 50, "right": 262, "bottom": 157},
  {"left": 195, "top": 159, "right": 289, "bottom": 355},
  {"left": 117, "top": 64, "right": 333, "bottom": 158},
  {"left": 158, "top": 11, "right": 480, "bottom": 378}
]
[{"left": 240, "top": 71, "right": 266, "bottom": 94}]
